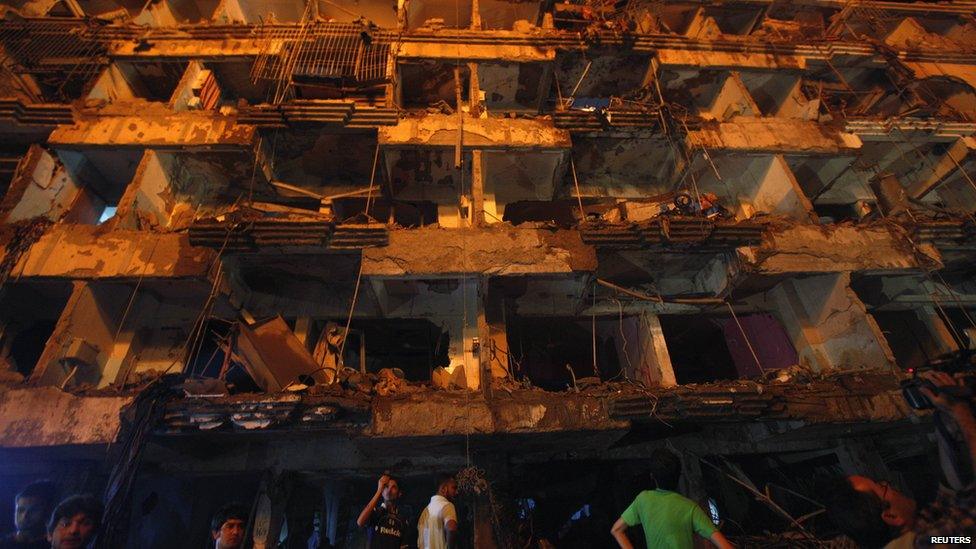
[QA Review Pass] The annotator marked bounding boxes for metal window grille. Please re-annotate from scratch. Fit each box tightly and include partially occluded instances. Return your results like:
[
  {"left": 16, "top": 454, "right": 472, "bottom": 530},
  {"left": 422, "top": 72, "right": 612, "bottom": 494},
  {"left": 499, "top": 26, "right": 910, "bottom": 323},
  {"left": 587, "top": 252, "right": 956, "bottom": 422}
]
[
  {"left": 251, "top": 21, "right": 391, "bottom": 100},
  {"left": 0, "top": 19, "right": 108, "bottom": 100}
]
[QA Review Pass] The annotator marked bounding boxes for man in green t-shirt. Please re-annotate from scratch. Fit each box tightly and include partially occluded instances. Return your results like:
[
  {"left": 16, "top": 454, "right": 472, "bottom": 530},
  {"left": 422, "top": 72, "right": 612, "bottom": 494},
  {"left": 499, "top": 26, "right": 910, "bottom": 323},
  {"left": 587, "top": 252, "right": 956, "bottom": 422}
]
[{"left": 611, "top": 449, "right": 734, "bottom": 549}]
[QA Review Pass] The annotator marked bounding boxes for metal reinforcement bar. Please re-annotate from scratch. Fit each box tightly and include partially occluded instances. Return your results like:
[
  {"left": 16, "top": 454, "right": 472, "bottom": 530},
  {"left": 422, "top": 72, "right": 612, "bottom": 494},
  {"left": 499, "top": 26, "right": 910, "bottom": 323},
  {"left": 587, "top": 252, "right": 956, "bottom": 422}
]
[
  {"left": 237, "top": 100, "right": 398, "bottom": 127},
  {"left": 580, "top": 218, "right": 765, "bottom": 249},
  {"left": 552, "top": 108, "right": 660, "bottom": 132},
  {"left": 188, "top": 219, "right": 333, "bottom": 251},
  {"left": 0, "top": 99, "right": 74, "bottom": 125}
]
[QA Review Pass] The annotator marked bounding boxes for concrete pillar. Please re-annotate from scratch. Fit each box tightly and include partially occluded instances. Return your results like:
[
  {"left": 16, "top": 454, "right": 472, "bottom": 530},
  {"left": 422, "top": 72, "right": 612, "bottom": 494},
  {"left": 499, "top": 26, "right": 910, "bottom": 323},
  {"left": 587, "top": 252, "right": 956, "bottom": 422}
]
[
  {"left": 252, "top": 472, "right": 293, "bottom": 549},
  {"left": 440, "top": 280, "right": 481, "bottom": 390},
  {"left": 469, "top": 0, "right": 481, "bottom": 29},
  {"left": 680, "top": 454, "right": 708, "bottom": 509},
  {"left": 481, "top": 280, "right": 511, "bottom": 382},
  {"left": 642, "top": 314, "right": 678, "bottom": 387},
  {"left": 32, "top": 282, "right": 128, "bottom": 388},
  {"left": 470, "top": 150, "right": 486, "bottom": 227},
  {"left": 769, "top": 273, "right": 895, "bottom": 372},
  {"left": 99, "top": 321, "right": 139, "bottom": 389},
  {"left": 294, "top": 316, "right": 311, "bottom": 347},
  {"left": 461, "top": 287, "right": 481, "bottom": 389},
  {"left": 472, "top": 501, "right": 497, "bottom": 549},
  {"left": 474, "top": 149, "right": 503, "bottom": 224},
  {"left": 707, "top": 72, "right": 759, "bottom": 120},
  {"left": 917, "top": 306, "right": 961, "bottom": 355},
  {"left": 870, "top": 172, "right": 910, "bottom": 216},
  {"left": 906, "top": 137, "right": 974, "bottom": 199},
  {"left": 614, "top": 313, "right": 677, "bottom": 387},
  {"left": 468, "top": 62, "right": 481, "bottom": 109},
  {"left": 471, "top": 454, "right": 513, "bottom": 549}
]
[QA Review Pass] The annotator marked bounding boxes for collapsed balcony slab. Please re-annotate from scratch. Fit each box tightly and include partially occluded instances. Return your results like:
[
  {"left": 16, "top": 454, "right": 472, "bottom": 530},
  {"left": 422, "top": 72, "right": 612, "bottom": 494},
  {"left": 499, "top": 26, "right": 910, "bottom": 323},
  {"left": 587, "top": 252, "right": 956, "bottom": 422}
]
[
  {"left": 48, "top": 111, "right": 255, "bottom": 150},
  {"left": 361, "top": 226, "right": 596, "bottom": 276},
  {"left": 396, "top": 41, "right": 555, "bottom": 62},
  {"left": 152, "top": 372, "right": 913, "bottom": 447},
  {"left": 688, "top": 117, "right": 862, "bottom": 154},
  {"left": 110, "top": 38, "right": 272, "bottom": 59},
  {"left": 369, "top": 391, "right": 625, "bottom": 439},
  {"left": 655, "top": 48, "right": 807, "bottom": 71},
  {"left": 0, "top": 387, "right": 131, "bottom": 447},
  {"left": 740, "top": 222, "right": 941, "bottom": 274},
  {"left": 1, "top": 225, "right": 215, "bottom": 279}
]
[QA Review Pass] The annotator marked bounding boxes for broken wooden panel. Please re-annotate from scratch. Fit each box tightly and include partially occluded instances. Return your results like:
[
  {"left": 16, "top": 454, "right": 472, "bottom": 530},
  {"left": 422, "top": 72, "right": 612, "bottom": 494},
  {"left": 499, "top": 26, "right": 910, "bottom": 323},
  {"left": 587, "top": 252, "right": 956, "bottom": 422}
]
[{"left": 234, "top": 315, "right": 329, "bottom": 392}]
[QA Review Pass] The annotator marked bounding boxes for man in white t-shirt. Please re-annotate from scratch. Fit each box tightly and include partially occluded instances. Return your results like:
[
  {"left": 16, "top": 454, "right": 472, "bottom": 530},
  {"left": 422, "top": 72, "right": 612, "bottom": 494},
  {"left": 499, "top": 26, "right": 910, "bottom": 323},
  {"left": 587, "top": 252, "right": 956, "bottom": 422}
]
[{"left": 417, "top": 475, "right": 459, "bottom": 549}]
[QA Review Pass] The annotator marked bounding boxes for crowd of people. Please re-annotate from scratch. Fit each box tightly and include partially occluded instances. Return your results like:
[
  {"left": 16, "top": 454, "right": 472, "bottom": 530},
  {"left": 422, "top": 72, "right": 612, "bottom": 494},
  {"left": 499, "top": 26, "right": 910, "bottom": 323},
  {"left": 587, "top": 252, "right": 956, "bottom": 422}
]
[
  {"left": 348, "top": 458, "right": 735, "bottom": 549},
  {"left": 0, "top": 486, "right": 102, "bottom": 549},
  {"left": 355, "top": 474, "right": 460, "bottom": 549},
  {"left": 2, "top": 372, "right": 973, "bottom": 548}
]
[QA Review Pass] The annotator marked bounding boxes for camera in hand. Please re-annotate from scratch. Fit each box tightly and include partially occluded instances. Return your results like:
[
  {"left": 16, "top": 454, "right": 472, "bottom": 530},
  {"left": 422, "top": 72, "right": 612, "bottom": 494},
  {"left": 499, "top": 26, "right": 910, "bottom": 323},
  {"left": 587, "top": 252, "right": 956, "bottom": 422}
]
[{"left": 900, "top": 350, "right": 976, "bottom": 410}]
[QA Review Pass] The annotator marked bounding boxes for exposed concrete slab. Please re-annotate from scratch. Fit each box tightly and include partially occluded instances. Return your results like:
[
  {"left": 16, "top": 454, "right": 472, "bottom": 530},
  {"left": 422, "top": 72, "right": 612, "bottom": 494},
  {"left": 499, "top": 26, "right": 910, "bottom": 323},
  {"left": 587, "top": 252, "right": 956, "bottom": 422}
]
[
  {"left": 362, "top": 226, "right": 596, "bottom": 276},
  {"left": 2, "top": 225, "right": 215, "bottom": 279},
  {"left": 49, "top": 112, "right": 255, "bottom": 149},
  {"left": 0, "top": 387, "right": 130, "bottom": 447},
  {"left": 689, "top": 118, "right": 862, "bottom": 154},
  {"left": 656, "top": 49, "right": 807, "bottom": 71},
  {"left": 110, "top": 38, "right": 273, "bottom": 59},
  {"left": 370, "top": 391, "right": 624, "bottom": 437},
  {"left": 398, "top": 42, "right": 555, "bottom": 62},
  {"left": 903, "top": 61, "right": 976, "bottom": 87},
  {"left": 378, "top": 114, "right": 570, "bottom": 149},
  {"left": 740, "top": 223, "right": 941, "bottom": 274}
]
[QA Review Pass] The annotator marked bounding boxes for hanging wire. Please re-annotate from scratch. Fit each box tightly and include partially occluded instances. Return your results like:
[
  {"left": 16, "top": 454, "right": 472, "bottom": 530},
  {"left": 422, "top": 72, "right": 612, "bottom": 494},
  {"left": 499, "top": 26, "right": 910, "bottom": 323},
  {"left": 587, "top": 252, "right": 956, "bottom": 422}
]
[{"left": 725, "top": 301, "right": 764, "bottom": 375}]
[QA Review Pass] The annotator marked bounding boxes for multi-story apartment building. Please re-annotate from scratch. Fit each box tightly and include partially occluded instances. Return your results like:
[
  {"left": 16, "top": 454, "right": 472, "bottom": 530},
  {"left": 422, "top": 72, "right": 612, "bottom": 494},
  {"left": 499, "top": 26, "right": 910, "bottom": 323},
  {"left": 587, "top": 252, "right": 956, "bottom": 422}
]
[{"left": 0, "top": 0, "right": 974, "bottom": 545}]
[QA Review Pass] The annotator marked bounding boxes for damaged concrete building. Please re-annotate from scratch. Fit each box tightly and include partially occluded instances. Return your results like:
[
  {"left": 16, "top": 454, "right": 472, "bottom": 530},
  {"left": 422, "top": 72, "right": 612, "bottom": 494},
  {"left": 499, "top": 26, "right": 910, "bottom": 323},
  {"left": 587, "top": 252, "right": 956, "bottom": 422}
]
[{"left": 0, "top": 0, "right": 975, "bottom": 545}]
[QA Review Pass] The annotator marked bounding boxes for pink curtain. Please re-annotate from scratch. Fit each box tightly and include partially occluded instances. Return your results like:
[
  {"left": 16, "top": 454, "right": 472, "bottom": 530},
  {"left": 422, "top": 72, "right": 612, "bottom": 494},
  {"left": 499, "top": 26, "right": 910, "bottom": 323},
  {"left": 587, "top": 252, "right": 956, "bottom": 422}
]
[{"left": 721, "top": 314, "right": 798, "bottom": 378}]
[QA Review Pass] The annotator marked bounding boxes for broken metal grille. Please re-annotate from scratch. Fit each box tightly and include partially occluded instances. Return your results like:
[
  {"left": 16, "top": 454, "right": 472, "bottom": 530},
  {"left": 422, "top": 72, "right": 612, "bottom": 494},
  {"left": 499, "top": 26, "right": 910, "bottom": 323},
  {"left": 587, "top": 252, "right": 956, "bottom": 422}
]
[
  {"left": 251, "top": 22, "right": 391, "bottom": 102},
  {"left": 0, "top": 19, "right": 109, "bottom": 101},
  {"left": 292, "top": 33, "right": 390, "bottom": 84}
]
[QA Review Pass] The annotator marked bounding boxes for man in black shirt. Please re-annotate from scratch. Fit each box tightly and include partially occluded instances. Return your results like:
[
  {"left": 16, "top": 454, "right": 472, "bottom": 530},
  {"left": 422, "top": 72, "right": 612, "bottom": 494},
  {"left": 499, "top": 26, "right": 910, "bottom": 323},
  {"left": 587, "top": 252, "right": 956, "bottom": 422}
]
[
  {"left": 357, "top": 474, "right": 407, "bottom": 549},
  {"left": 0, "top": 481, "right": 57, "bottom": 549}
]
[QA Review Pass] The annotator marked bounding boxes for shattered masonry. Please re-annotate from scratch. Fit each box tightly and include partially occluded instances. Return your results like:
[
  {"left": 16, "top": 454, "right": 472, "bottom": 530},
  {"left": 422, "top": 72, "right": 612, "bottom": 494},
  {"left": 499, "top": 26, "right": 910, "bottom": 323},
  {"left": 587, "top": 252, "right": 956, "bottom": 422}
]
[{"left": 0, "top": 0, "right": 975, "bottom": 545}]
